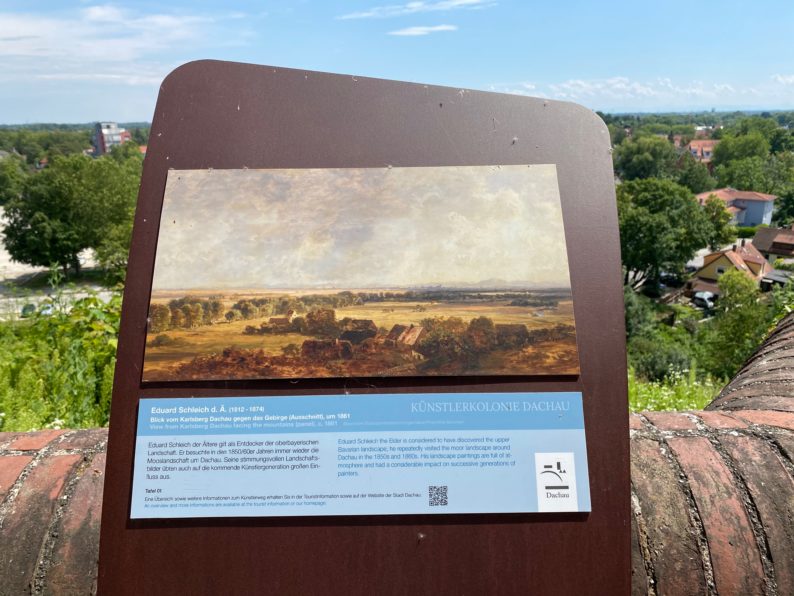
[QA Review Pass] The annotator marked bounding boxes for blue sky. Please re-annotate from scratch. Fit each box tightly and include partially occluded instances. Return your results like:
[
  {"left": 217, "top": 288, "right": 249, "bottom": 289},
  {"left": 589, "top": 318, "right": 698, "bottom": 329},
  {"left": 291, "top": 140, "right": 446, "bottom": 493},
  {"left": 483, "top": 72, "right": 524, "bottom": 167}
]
[{"left": 1, "top": 0, "right": 793, "bottom": 123}]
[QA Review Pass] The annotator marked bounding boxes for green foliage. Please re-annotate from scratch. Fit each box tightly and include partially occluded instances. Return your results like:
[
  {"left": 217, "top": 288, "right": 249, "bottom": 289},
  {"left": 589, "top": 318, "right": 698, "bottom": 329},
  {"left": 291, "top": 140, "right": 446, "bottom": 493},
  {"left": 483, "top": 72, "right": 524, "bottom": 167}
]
[
  {"left": 0, "top": 154, "right": 27, "bottom": 206},
  {"left": 628, "top": 367, "right": 721, "bottom": 412},
  {"left": 700, "top": 270, "right": 768, "bottom": 379},
  {"left": 618, "top": 178, "right": 711, "bottom": 288},
  {"left": 712, "top": 131, "right": 769, "bottom": 166},
  {"left": 773, "top": 187, "right": 794, "bottom": 225},
  {"left": 737, "top": 224, "right": 765, "bottom": 238},
  {"left": 607, "top": 123, "right": 627, "bottom": 146},
  {"left": 715, "top": 154, "right": 794, "bottom": 195},
  {"left": 613, "top": 136, "right": 678, "bottom": 181},
  {"left": 702, "top": 196, "right": 737, "bottom": 250},
  {"left": 623, "top": 286, "right": 656, "bottom": 339},
  {"left": 675, "top": 153, "right": 715, "bottom": 194},
  {"left": 769, "top": 129, "right": 794, "bottom": 154},
  {"left": 2, "top": 152, "right": 141, "bottom": 277},
  {"left": 0, "top": 128, "right": 92, "bottom": 165},
  {"left": 0, "top": 291, "right": 120, "bottom": 431}
]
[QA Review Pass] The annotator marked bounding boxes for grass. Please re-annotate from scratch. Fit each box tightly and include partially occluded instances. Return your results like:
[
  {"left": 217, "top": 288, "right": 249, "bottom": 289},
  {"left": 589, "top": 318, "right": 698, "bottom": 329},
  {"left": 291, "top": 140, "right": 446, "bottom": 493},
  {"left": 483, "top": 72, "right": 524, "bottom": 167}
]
[{"left": 628, "top": 367, "right": 722, "bottom": 412}]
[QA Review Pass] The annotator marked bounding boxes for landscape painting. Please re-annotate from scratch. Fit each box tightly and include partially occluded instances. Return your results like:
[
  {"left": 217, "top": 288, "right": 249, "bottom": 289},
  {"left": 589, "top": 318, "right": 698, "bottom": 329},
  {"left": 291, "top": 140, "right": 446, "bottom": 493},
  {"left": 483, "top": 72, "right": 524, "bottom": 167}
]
[{"left": 142, "top": 165, "right": 579, "bottom": 381}]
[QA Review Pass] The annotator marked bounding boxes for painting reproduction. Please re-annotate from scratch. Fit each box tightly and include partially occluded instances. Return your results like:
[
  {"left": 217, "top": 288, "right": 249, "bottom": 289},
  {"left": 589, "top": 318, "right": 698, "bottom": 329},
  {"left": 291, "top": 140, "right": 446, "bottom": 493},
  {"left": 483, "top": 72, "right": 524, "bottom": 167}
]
[{"left": 142, "top": 165, "right": 579, "bottom": 381}]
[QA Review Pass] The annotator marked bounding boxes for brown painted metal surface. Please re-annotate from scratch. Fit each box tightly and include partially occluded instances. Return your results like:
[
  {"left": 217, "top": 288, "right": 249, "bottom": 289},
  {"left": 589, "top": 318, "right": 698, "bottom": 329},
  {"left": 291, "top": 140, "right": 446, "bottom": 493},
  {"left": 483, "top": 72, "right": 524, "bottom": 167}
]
[{"left": 97, "top": 61, "right": 630, "bottom": 595}]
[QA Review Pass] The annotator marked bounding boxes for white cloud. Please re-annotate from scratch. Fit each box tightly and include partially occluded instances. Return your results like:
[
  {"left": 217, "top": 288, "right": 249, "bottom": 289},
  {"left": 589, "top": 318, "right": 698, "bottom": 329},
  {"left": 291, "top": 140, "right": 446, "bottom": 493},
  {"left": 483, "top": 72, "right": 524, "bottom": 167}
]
[
  {"left": 339, "top": 0, "right": 494, "bottom": 20},
  {"left": 489, "top": 75, "right": 794, "bottom": 111},
  {"left": 0, "top": 5, "right": 211, "bottom": 86},
  {"left": 388, "top": 24, "right": 457, "bottom": 36}
]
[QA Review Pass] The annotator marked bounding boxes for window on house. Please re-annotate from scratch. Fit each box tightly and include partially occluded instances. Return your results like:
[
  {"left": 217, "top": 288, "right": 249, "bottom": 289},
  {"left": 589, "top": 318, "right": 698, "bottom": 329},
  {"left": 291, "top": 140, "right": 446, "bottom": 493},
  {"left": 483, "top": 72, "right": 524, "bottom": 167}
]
[{"left": 716, "top": 267, "right": 726, "bottom": 275}]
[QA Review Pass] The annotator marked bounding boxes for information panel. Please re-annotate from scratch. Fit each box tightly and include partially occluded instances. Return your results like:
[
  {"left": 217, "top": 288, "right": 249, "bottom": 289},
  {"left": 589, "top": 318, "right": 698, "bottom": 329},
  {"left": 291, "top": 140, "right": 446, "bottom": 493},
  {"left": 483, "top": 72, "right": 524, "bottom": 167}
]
[{"left": 131, "top": 392, "right": 590, "bottom": 518}]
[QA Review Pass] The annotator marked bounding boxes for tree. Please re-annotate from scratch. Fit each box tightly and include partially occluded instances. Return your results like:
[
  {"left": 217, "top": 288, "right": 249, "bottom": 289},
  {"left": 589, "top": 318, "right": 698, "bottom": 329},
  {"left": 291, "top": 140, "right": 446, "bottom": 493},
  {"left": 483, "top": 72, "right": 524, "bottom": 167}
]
[
  {"left": 772, "top": 187, "right": 794, "bottom": 226},
  {"left": 712, "top": 132, "right": 769, "bottom": 166},
  {"left": 702, "top": 269, "right": 769, "bottom": 379},
  {"left": 148, "top": 304, "right": 171, "bottom": 333},
  {"left": 715, "top": 154, "right": 794, "bottom": 196},
  {"left": 702, "top": 196, "right": 736, "bottom": 250},
  {"left": 2, "top": 152, "right": 141, "bottom": 276},
  {"left": 305, "top": 308, "right": 338, "bottom": 337},
  {"left": 613, "top": 136, "right": 678, "bottom": 180},
  {"left": 769, "top": 129, "right": 794, "bottom": 154},
  {"left": 618, "top": 179, "right": 711, "bottom": 290},
  {"left": 675, "top": 153, "right": 715, "bottom": 194},
  {"left": 0, "top": 155, "right": 27, "bottom": 205},
  {"left": 464, "top": 316, "right": 497, "bottom": 352}
]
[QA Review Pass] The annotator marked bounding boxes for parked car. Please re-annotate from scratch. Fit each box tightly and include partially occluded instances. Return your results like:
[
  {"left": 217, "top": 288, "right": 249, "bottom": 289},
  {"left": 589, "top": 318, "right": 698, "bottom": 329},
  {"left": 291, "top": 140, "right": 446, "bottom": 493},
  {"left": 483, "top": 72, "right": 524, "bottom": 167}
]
[{"left": 692, "top": 291, "right": 715, "bottom": 310}]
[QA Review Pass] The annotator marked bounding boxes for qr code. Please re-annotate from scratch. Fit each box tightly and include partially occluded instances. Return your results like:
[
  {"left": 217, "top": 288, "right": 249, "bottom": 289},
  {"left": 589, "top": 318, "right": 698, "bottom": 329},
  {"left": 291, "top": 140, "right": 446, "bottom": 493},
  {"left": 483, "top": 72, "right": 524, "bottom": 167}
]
[{"left": 429, "top": 485, "right": 448, "bottom": 507}]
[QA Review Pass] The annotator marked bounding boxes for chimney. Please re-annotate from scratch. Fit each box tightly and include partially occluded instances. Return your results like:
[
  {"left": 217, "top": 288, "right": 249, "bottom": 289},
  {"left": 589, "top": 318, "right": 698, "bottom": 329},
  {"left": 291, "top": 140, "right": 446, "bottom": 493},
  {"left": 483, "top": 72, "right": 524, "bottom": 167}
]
[
  {"left": 741, "top": 238, "right": 746, "bottom": 247},
  {"left": 732, "top": 244, "right": 737, "bottom": 251}
]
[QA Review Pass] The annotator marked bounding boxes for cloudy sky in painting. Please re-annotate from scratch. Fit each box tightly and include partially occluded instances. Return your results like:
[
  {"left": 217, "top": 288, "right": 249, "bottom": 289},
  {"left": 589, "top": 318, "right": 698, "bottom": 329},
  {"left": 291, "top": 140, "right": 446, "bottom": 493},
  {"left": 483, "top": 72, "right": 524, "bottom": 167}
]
[{"left": 150, "top": 164, "right": 571, "bottom": 290}]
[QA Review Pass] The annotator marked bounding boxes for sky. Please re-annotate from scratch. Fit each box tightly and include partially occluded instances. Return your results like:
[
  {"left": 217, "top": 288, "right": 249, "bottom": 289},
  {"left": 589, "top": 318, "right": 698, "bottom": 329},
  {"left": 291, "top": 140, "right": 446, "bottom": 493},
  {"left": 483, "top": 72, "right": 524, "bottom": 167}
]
[
  {"left": 150, "top": 165, "right": 572, "bottom": 290},
  {"left": 1, "top": 0, "right": 793, "bottom": 123}
]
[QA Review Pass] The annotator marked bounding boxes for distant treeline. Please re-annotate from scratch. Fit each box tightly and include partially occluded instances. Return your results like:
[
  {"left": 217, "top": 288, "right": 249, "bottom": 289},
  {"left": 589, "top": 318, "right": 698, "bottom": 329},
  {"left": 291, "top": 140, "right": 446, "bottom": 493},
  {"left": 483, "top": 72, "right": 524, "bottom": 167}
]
[
  {"left": 0, "top": 126, "right": 149, "bottom": 165},
  {"left": 147, "top": 290, "right": 568, "bottom": 335}
]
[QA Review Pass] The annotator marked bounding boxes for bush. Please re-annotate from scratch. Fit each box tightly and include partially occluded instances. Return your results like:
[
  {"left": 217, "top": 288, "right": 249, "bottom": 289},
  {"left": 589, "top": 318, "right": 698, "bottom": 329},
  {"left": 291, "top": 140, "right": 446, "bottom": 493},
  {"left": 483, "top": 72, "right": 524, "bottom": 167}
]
[
  {"left": 737, "top": 224, "right": 766, "bottom": 238},
  {"left": 0, "top": 291, "right": 120, "bottom": 431},
  {"left": 146, "top": 333, "right": 179, "bottom": 348},
  {"left": 628, "top": 335, "right": 692, "bottom": 382}
]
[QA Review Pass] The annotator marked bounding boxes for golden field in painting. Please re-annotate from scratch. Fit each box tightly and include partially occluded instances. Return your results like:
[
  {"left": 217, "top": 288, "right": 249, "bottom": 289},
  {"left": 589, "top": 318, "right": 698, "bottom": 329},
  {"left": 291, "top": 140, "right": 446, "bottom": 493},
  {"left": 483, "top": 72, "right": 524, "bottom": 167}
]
[
  {"left": 144, "top": 165, "right": 579, "bottom": 381},
  {"left": 143, "top": 289, "right": 578, "bottom": 381}
]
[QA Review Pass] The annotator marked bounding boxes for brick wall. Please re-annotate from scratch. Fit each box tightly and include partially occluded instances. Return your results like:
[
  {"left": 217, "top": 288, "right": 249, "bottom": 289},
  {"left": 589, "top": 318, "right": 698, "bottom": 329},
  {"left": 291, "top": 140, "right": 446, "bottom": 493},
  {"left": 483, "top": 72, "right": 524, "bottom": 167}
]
[{"left": 2, "top": 316, "right": 794, "bottom": 594}]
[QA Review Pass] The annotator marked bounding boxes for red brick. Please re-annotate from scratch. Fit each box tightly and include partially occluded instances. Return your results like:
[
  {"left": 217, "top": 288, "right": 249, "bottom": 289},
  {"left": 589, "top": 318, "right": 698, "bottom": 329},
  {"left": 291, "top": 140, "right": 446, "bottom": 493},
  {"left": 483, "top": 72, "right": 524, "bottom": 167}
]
[
  {"left": 0, "top": 455, "right": 33, "bottom": 501},
  {"left": 696, "top": 411, "right": 747, "bottom": 430},
  {"left": 56, "top": 428, "right": 108, "bottom": 451},
  {"left": 0, "top": 454, "right": 81, "bottom": 594},
  {"left": 8, "top": 429, "right": 66, "bottom": 451},
  {"left": 668, "top": 437, "right": 765, "bottom": 595},
  {"left": 0, "top": 432, "right": 23, "bottom": 449},
  {"left": 46, "top": 453, "right": 105, "bottom": 594},
  {"left": 720, "top": 435, "right": 794, "bottom": 594},
  {"left": 628, "top": 414, "right": 643, "bottom": 430},
  {"left": 630, "top": 438, "right": 707, "bottom": 595},
  {"left": 734, "top": 410, "right": 794, "bottom": 431},
  {"left": 644, "top": 411, "right": 698, "bottom": 431}
]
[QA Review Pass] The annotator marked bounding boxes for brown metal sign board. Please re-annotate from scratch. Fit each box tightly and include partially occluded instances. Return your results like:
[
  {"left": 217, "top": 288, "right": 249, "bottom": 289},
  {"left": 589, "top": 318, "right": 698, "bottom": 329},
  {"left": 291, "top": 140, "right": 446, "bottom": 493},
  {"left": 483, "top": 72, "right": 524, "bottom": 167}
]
[{"left": 98, "top": 60, "right": 629, "bottom": 595}]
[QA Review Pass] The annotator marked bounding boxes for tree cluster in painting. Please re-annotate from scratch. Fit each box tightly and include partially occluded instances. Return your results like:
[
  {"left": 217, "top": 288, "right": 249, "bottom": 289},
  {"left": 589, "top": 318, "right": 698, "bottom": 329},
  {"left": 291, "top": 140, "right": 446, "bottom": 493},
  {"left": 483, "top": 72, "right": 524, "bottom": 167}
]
[{"left": 145, "top": 289, "right": 577, "bottom": 379}]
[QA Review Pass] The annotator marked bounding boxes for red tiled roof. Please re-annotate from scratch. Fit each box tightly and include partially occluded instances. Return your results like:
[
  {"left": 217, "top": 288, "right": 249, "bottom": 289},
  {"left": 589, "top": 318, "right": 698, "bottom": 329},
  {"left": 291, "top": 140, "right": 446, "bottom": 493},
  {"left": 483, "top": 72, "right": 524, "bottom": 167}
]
[
  {"left": 735, "top": 241, "right": 766, "bottom": 265},
  {"left": 696, "top": 241, "right": 770, "bottom": 282},
  {"left": 687, "top": 140, "right": 718, "bottom": 150},
  {"left": 696, "top": 188, "right": 777, "bottom": 203}
]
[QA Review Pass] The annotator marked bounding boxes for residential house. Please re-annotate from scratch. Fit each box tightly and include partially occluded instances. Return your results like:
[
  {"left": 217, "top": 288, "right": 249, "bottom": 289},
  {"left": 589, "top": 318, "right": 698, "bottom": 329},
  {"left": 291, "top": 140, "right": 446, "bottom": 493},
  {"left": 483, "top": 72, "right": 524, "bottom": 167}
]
[
  {"left": 686, "top": 240, "right": 771, "bottom": 296},
  {"left": 385, "top": 324, "right": 426, "bottom": 348},
  {"left": 752, "top": 226, "right": 794, "bottom": 262},
  {"left": 686, "top": 139, "right": 719, "bottom": 165},
  {"left": 268, "top": 310, "right": 297, "bottom": 329},
  {"left": 696, "top": 188, "right": 776, "bottom": 227}
]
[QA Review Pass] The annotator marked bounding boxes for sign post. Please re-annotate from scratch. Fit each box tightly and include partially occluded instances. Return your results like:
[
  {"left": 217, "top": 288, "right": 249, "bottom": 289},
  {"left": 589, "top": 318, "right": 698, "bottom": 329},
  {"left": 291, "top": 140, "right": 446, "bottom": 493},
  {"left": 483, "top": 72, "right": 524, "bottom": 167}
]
[{"left": 98, "top": 60, "right": 629, "bottom": 595}]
